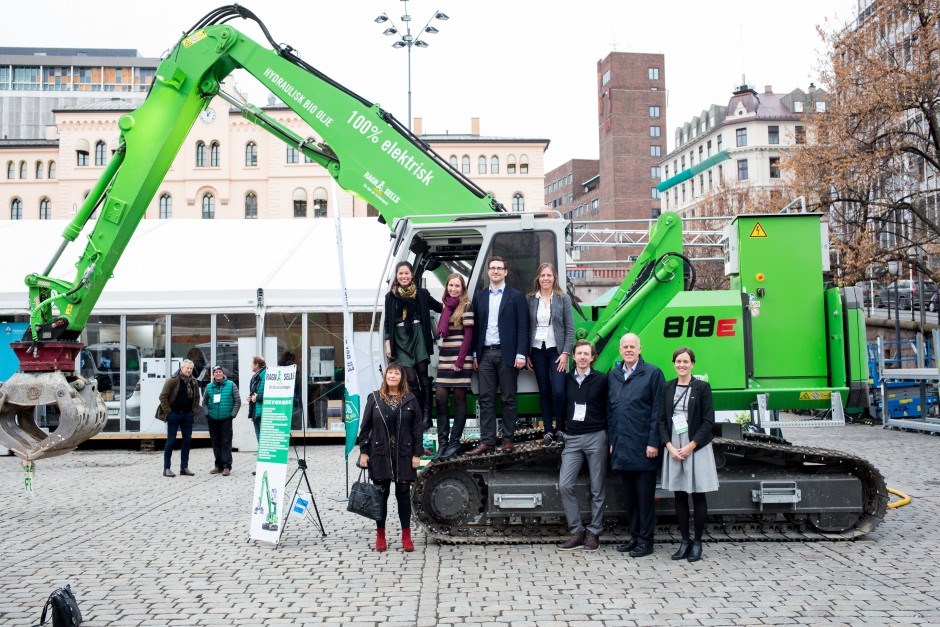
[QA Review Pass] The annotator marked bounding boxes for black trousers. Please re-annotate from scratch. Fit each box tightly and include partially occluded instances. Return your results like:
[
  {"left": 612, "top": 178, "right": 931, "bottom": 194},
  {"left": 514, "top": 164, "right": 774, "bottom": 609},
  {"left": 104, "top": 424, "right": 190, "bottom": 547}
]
[
  {"left": 621, "top": 468, "right": 658, "bottom": 545},
  {"left": 375, "top": 480, "right": 412, "bottom": 529},
  {"left": 207, "top": 417, "right": 233, "bottom": 470},
  {"left": 477, "top": 348, "right": 519, "bottom": 445}
]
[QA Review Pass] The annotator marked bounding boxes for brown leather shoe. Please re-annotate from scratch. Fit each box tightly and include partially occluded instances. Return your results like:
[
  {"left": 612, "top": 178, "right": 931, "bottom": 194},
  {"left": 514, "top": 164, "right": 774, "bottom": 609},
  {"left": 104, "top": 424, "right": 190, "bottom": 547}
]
[
  {"left": 465, "top": 443, "right": 495, "bottom": 456},
  {"left": 210, "top": 468, "right": 222, "bottom": 475},
  {"left": 163, "top": 469, "right": 176, "bottom": 478},
  {"left": 557, "top": 530, "right": 585, "bottom": 551},
  {"left": 583, "top": 531, "right": 600, "bottom": 551},
  {"left": 180, "top": 468, "right": 195, "bottom": 476},
  {"left": 222, "top": 468, "right": 231, "bottom": 476},
  {"left": 501, "top": 439, "right": 515, "bottom": 453}
]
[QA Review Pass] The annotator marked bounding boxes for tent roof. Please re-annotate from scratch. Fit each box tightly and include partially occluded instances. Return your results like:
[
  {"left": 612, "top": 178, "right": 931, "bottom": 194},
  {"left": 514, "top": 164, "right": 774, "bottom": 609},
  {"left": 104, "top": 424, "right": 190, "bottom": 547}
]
[{"left": 0, "top": 218, "right": 391, "bottom": 315}]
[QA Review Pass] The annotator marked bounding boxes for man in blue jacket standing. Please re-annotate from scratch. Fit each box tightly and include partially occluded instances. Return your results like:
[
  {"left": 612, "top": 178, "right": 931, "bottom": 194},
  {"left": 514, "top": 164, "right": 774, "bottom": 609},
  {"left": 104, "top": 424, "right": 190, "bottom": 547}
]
[
  {"left": 608, "top": 332, "right": 664, "bottom": 557},
  {"left": 466, "top": 256, "right": 529, "bottom": 455}
]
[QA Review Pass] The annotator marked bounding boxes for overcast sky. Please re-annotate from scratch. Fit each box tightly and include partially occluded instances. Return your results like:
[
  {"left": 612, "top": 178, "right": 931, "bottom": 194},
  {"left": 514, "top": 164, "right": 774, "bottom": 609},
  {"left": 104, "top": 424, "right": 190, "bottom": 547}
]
[{"left": 4, "top": 0, "right": 855, "bottom": 170}]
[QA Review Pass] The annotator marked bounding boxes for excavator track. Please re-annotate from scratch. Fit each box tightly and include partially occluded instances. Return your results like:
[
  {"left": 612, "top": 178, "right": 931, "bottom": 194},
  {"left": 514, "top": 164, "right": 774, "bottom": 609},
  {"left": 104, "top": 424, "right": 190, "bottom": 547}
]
[{"left": 412, "top": 430, "right": 888, "bottom": 544}]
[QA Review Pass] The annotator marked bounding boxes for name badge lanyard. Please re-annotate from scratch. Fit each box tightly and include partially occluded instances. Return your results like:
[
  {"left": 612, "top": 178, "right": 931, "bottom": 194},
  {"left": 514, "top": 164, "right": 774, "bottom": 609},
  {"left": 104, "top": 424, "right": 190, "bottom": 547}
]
[{"left": 672, "top": 385, "right": 691, "bottom": 435}]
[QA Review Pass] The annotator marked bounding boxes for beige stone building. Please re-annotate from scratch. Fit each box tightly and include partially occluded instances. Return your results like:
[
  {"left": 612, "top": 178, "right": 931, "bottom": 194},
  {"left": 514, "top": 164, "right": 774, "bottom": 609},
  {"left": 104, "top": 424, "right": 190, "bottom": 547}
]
[{"left": 1, "top": 98, "right": 547, "bottom": 222}]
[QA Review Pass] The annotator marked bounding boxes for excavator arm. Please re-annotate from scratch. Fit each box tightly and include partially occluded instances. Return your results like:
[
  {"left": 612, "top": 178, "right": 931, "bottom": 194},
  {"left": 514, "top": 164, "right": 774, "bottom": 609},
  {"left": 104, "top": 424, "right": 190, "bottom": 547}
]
[{"left": 1, "top": 5, "right": 502, "bottom": 460}]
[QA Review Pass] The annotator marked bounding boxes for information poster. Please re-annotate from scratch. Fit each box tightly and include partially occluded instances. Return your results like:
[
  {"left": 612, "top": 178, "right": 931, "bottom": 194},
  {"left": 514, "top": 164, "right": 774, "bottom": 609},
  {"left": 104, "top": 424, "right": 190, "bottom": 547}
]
[{"left": 249, "top": 365, "right": 296, "bottom": 544}]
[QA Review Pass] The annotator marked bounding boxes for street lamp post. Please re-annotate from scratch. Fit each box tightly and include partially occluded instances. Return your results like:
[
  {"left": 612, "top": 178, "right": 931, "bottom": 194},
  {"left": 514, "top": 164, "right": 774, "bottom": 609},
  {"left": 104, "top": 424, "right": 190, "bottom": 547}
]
[{"left": 375, "top": 2, "right": 449, "bottom": 131}]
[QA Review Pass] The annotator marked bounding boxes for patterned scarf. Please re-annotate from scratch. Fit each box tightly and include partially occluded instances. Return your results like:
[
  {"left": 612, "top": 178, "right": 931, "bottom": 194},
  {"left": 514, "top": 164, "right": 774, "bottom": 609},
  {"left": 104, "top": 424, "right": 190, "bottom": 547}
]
[{"left": 393, "top": 283, "right": 418, "bottom": 322}]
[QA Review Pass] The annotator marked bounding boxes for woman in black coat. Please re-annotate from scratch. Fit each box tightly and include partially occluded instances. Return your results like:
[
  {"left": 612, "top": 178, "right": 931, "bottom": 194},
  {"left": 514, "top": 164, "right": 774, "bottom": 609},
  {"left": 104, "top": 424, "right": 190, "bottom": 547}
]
[
  {"left": 384, "top": 261, "right": 443, "bottom": 430},
  {"left": 357, "top": 362, "right": 423, "bottom": 552},
  {"left": 658, "top": 347, "right": 719, "bottom": 563}
]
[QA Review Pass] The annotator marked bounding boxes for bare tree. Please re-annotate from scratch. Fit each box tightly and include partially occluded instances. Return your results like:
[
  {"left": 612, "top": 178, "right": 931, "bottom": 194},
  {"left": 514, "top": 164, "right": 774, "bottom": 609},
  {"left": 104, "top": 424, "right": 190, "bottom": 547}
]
[{"left": 787, "top": 0, "right": 940, "bottom": 284}]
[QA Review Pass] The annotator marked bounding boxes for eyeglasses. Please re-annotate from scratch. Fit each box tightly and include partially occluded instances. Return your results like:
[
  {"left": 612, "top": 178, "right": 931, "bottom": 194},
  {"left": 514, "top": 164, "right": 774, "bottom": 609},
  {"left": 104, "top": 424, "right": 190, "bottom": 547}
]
[{"left": 488, "top": 266, "right": 506, "bottom": 271}]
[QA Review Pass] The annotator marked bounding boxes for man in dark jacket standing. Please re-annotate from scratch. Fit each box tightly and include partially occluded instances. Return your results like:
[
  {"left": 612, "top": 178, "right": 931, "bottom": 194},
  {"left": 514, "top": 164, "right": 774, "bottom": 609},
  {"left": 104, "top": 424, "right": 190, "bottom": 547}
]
[
  {"left": 608, "top": 332, "right": 664, "bottom": 557},
  {"left": 158, "top": 359, "right": 201, "bottom": 477},
  {"left": 466, "top": 256, "right": 529, "bottom": 455},
  {"left": 203, "top": 366, "right": 242, "bottom": 476},
  {"left": 557, "top": 340, "right": 609, "bottom": 551},
  {"left": 247, "top": 355, "right": 267, "bottom": 442}
]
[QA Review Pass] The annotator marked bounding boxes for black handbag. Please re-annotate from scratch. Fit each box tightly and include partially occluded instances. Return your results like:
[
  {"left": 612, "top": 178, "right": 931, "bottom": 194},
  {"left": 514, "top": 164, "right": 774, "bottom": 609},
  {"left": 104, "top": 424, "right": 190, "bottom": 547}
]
[
  {"left": 38, "top": 584, "right": 82, "bottom": 626},
  {"left": 347, "top": 468, "right": 383, "bottom": 520}
]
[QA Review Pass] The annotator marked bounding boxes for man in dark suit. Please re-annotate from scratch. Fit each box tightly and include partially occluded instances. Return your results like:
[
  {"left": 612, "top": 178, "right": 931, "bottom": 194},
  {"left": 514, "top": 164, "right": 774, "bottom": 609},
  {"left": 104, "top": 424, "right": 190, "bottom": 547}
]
[
  {"left": 607, "top": 332, "right": 664, "bottom": 557},
  {"left": 466, "top": 256, "right": 529, "bottom": 455}
]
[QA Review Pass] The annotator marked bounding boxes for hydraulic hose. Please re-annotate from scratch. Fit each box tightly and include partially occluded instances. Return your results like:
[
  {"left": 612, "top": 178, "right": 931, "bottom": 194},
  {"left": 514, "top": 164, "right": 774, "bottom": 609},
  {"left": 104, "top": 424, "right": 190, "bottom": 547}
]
[{"left": 887, "top": 487, "right": 911, "bottom": 509}]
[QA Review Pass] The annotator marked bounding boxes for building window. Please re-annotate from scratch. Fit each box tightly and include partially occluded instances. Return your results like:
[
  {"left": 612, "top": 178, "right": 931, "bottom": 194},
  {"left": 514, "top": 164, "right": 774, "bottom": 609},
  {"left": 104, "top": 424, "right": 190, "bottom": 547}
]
[
  {"left": 650, "top": 126, "right": 661, "bottom": 138},
  {"left": 649, "top": 106, "right": 660, "bottom": 118},
  {"left": 286, "top": 146, "right": 299, "bottom": 164},
  {"left": 519, "top": 155, "right": 529, "bottom": 174},
  {"left": 651, "top": 166, "right": 661, "bottom": 178},
  {"left": 490, "top": 156, "right": 499, "bottom": 174},
  {"left": 245, "top": 142, "right": 258, "bottom": 167},
  {"left": 461, "top": 155, "right": 470, "bottom": 174},
  {"left": 707, "top": 140, "right": 712, "bottom": 157},
  {"left": 478, "top": 156, "right": 487, "bottom": 174},
  {"left": 591, "top": 198, "right": 599, "bottom": 213},
  {"left": 769, "top": 157, "right": 781, "bottom": 179},
  {"left": 35, "top": 161, "right": 44, "bottom": 179},
  {"left": 650, "top": 145, "right": 661, "bottom": 157},
  {"left": 681, "top": 184, "right": 686, "bottom": 203},
  {"left": 718, "top": 164, "right": 723, "bottom": 183},
  {"left": 651, "top": 187, "right": 660, "bottom": 200},
  {"left": 795, "top": 125, "right": 806, "bottom": 144},
  {"left": 736, "top": 128, "right": 747, "bottom": 147},
  {"left": 19, "top": 161, "right": 27, "bottom": 179},
  {"left": 768, "top": 125, "right": 780, "bottom": 145},
  {"left": 293, "top": 188, "right": 307, "bottom": 217},
  {"left": 304, "top": 154, "right": 314, "bottom": 164},
  {"left": 159, "top": 193, "right": 172, "bottom": 219},
  {"left": 245, "top": 192, "right": 258, "bottom": 219},
  {"left": 313, "top": 188, "right": 328, "bottom": 217},
  {"left": 5, "top": 161, "right": 13, "bottom": 179},
  {"left": 648, "top": 67, "right": 659, "bottom": 80},
  {"left": 793, "top": 101, "right": 804, "bottom": 113},
  {"left": 691, "top": 179, "right": 695, "bottom": 197},
  {"left": 698, "top": 145, "right": 703, "bottom": 162},
  {"left": 511, "top": 192, "right": 524, "bottom": 212},
  {"left": 39, "top": 198, "right": 51, "bottom": 220},
  {"left": 815, "top": 101, "right": 826, "bottom": 113},
  {"left": 11, "top": 198, "right": 23, "bottom": 220},
  {"left": 708, "top": 170, "right": 713, "bottom": 191},
  {"left": 196, "top": 141, "right": 207, "bottom": 167},
  {"left": 737, "top": 159, "right": 749, "bottom": 181},
  {"left": 680, "top": 156, "right": 685, "bottom": 170},
  {"left": 449, "top": 155, "right": 458, "bottom": 168},
  {"left": 210, "top": 141, "right": 220, "bottom": 167},
  {"left": 201, "top": 193, "right": 215, "bottom": 219},
  {"left": 602, "top": 69, "right": 611, "bottom": 85},
  {"left": 507, "top": 155, "right": 517, "bottom": 175},
  {"left": 48, "top": 161, "right": 56, "bottom": 179},
  {"left": 94, "top": 140, "right": 107, "bottom": 166},
  {"left": 717, "top": 134, "right": 723, "bottom": 152}
]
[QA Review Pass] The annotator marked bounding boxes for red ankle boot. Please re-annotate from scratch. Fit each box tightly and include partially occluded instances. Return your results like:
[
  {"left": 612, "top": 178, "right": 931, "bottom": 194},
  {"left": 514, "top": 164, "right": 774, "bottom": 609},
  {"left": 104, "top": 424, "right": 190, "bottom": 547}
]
[
  {"left": 375, "top": 528, "right": 387, "bottom": 552},
  {"left": 402, "top": 528, "right": 414, "bottom": 552}
]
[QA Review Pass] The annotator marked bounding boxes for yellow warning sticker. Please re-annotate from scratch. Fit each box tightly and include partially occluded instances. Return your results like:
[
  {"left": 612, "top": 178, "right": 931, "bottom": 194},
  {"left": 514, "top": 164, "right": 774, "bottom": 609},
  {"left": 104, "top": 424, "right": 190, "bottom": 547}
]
[
  {"left": 65, "top": 304, "right": 72, "bottom": 315},
  {"left": 183, "top": 30, "right": 207, "bottom": 48},
  {"left": 750, "top": 222, "right": 768, "bottom": 238},
  {"left": 799, "top": 391, "right": 831, "bottom": 400}
]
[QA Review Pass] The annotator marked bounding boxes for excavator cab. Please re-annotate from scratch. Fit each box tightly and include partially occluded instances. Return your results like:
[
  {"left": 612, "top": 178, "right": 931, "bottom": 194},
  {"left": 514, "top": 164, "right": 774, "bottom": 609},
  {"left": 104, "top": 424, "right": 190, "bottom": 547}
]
[{"left": 384, "top": 211, "right": 568, "bottom": 404}]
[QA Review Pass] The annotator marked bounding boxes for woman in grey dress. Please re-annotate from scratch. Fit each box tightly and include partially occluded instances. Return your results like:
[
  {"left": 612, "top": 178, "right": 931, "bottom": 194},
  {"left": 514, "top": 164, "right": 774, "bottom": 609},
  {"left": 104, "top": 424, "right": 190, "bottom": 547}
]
[{"left": 658, "top": 347, "right": 718, "bottom": 563}]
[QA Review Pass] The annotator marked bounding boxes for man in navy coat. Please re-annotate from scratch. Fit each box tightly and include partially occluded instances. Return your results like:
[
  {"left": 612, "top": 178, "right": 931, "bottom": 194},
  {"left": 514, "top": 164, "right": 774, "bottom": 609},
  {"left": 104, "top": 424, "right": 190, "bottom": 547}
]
[
  {"left": 608, "top": 332, "right": 664, "bottom": 557},
  {"left": 466, "top": 256, "right": 529, "bottom": 455}
]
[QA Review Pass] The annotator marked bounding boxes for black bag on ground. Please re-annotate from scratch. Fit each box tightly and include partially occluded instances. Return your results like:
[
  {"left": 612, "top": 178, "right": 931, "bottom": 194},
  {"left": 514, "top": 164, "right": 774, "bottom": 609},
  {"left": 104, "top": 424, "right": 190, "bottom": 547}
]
[
  {"left": 38, "top": 584, "right": 82, "bottom": 626},
  {"left": 347, "top": 468, "right": 383, "bottom": 520}
]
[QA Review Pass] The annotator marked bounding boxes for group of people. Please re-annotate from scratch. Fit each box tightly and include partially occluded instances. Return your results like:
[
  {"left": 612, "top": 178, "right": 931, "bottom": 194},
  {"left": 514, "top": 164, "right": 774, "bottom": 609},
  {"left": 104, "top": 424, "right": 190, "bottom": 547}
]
[
  {"left": 356, "top": 257, "right": 719, "bottom": 559},
  {"left": 160, "top": 355, "right": 268, "bottom": 478}
]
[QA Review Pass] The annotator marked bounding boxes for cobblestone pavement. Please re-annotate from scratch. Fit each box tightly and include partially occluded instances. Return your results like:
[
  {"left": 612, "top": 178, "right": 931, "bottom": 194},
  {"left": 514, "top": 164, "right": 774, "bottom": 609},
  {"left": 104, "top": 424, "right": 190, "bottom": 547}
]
[{"left": 1, "top": 422, "right": 939, "bottom": 626}]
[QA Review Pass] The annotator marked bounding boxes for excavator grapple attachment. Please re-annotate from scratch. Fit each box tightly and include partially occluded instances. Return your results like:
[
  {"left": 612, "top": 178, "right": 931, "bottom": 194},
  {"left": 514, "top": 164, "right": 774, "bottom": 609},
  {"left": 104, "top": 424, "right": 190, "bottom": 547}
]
[{"left": 0, "top": 372, "right": 107, "bottom": 460}]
